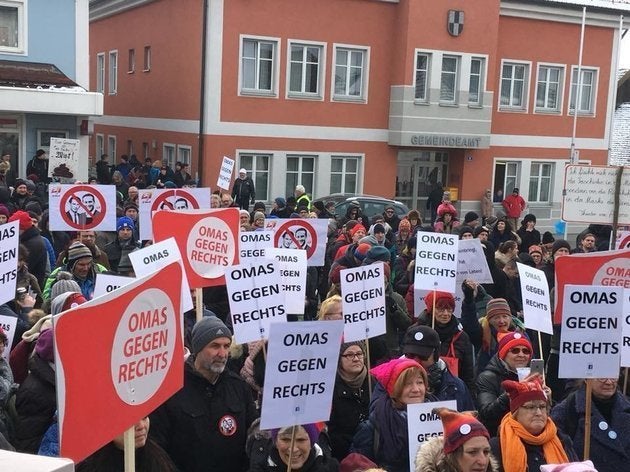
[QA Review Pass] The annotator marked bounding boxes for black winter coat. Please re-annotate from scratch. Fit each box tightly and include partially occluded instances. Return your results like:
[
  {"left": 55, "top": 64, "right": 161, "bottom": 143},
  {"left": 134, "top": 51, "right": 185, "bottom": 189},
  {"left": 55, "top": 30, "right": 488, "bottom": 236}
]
[
  {"left": 20, "top": 226, "right": 48, "bottom": 290},
  {"left": 232, "top": 177, "right": 256, "bottom": 208},
  {"left": 475, "top": 355, "right": 517, "bottom": 436}
]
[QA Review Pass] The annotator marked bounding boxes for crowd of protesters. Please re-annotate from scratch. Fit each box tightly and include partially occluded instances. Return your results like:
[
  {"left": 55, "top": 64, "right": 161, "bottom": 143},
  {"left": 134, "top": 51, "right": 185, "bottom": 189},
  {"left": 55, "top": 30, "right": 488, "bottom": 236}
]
[{"left": 0, "top": 151, "right": 625, "bottom": 472}]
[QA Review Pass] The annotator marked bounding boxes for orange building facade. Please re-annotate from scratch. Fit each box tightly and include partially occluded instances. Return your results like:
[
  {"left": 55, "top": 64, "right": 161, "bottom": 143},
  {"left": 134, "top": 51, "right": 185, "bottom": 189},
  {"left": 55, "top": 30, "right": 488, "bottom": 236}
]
[{"left": 89, "top": 0, "right": 628, "bottom": 230}]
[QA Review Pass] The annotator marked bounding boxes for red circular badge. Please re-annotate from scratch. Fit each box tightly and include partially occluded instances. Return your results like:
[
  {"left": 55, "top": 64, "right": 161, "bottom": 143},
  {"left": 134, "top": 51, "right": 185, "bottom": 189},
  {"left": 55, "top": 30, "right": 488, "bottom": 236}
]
[
  {"left": 218, "top": 414, "right": 238, "bottom": 437},
  {"left": 151, "top": 190, "right": 200, "bottom": 212},
  {"left": 273, "top": 220, "right": 317, "bottom": 259},
  {"left": 59, "top": 185, "right": 107, "bottom": 230}
]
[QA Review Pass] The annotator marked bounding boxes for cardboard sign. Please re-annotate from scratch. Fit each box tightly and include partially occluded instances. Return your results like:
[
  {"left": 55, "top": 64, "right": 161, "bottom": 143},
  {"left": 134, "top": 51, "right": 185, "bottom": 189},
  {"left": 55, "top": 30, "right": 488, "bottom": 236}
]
[
  {"left": 152, "top": 208, "right": 240, "bottom": 288},
  {"left": 554, "top": 249, "right": 630, "bottom": 324},
  {"left": 128, "top": 238, "right": 193, "bottom": 312},
  {"left": 265, "top": 248, "right": 307, "bottom": 314},
  {"left": 217, "top": 156, "right": 235, "bottom": 190},
  {"left": 414, "top": 233, "right": 458, "bottom": 294},
  {"left": 558, "top": 284, "right": 623, "bottom": 379},
  {"left": 93, "top": 273, "right": 134, "bottom": 299},
  {"left": 267, "top": 218, "right": 328, "bottom": 266},
  {"left": 239, "top": 231, "right": 274, "bottom": 262},
  {"left": 517, "top": 262, "right": 553, "bottom": 335},
  {"left": 49, "top": 184, "right": 116, "bottom": 231},
  {"left": 138, "top": 187, "right": 212, "bottom": 240},
  {"left": 0, "top": 220, "right": 19, "bottom": 305},
  {"left": 407, "top": 400, "right": 457, "bottom": 472},
  {"left": 48, "top": 137, "right": 80, "bottom": 181},
  {"left": 260, "top": 320, "right": 344, "bottom": 430},
  {"left": 225, "top": 260, "right": 286, "bottom": 343},
  {"left": 0, "top": 315, "right": 17, "bottom": 361},
  {"left": 621, "top": 290, "right": 630, "bottom": 367},
  {"left": 55, "top": 261, "right": 184, "bottom": 463},
  {"left": 340, "top": 263, "right": 387, "bottom": 342}
]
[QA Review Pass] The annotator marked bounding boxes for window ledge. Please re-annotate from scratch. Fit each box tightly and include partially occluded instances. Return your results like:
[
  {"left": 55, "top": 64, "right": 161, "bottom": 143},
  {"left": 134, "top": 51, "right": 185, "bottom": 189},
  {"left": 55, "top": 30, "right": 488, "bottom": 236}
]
[
  {"left": 413, "top": 100, "right": 431, "bottom": 106},
  {"left": 439, "top": 102, "right": 458, "bottom": 108},
  {"left": 332, "top": 95, "right": 366, "bottom": 104},
  {"left": 467, "top": 104, "right": 483, "bottom": 109},
  {"left": 239, "top": 89, "right": 277, "bottom": 98},
  {"left": 568, "top": 112, "right": 595, "bottom": 118},
  {"left": 534, "top": 108, "right": 561, "bottom": 115},
  {"left": 142, "top": 68, "right": 151, "bottom": 73},
  {"left": 287, "top": 93, "right": 323, "bottom": 101},
  {"left": 498, "top": 107, "right": 528, "bottom": 114}
]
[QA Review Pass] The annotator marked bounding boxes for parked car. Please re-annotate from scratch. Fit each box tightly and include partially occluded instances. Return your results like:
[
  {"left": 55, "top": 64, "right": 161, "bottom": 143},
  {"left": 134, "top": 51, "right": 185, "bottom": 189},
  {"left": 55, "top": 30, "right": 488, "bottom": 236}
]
[{"left": 313, "top": 193, "right": 410, "bottom": 219}]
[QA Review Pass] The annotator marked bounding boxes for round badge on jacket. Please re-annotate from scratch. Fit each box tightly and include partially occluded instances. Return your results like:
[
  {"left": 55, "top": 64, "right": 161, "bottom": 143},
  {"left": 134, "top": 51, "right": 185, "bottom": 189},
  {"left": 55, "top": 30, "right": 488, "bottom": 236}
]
[{"left": 218, "top": 414, "right": 238, "bottom": 437}]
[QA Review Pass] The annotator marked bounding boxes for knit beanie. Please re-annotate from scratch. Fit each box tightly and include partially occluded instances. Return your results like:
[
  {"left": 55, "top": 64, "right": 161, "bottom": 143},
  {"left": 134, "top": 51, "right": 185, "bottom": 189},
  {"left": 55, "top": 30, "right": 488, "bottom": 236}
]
[
  {"left": 486, "top": 298, "right": 511, "bottom": 320},
  {"left": 51, "top": 291, "right": 87, "bottom": 316},
  {"left": 398, "top": 218, "right": 411, "bottom": 231},
  {"left": 274, "top": 197, "right": 286, "bottom": 208},
  {"left": 353, "top": 243, "right": 371, "bottom": 261},
  {"left": 372, "top": 223, "right": 386, "bottom": 234},
  {"left": 271, "top": 423, "right": 322, "bottom": 447},
  {"left": 49, "top": 271, "right": 82, "bottom": 302},
  {"left": 340, "top": 339, "right": 366, "bottom": 356},
  {"left": 66, "top": 242, "right": 93, "bottom": 271},
  {"left": 0, "top": 204, "right": 9, "bottom": 217},
  {"left": 474, "top": 225, "right": 489, "bottom": 238},
  {"left": 348, "top": 224, "right": 365, "bottom": 239},
  {"left": 253, "top": 211, "right": 265, "bottom": 221},
  {"left": 542, "top": 231, "right": 555, "bottom": 245},
  {"left": 35, "top": 328, "right": 55, "bottom": 364},
  {"left": 9, "top": 210, "right": 33, "bottom": 231},
  {"left": 363, "top": 245, "right": 390, "bottom": 265},
  {"left": 435, "top": 407, "right": 490, "bottom": 454},
  {"left": 458, "top": 225, "right": 474, "bottom": 239},
  {"left": 551, "top": 239, "right": 571, "bottom": 257},
  {"left": 497, "top": 331, "right": 532, "bottom": 360},
  {"left": 528, "top": 245, "right": 543, "bottom": 257},
  {"left": 191, "top": 316, "right": 230, "bottom": 355},
  {"left": 540, "top": 461, "right": 598, "bottom": 472},
  {"left": 253, "top": 201, "right": 266, "bottom": 211},
  {"left": 502, "top": 378, "right": 547, "bottom": 413},
  {"left": 464, "top": 211, "right": 479, "bottom": 224},
  {"left": 424, "top": 291, "right": 455, "bottom": 314},
  {"left": 370, "top": 357, "right": 423, "bottom": 396},
  {"left": 117, "top": 216, "right": 135, "bottom": 231},
  {"left": 522, "top": 214, "right": 537, "bottom": 225}
]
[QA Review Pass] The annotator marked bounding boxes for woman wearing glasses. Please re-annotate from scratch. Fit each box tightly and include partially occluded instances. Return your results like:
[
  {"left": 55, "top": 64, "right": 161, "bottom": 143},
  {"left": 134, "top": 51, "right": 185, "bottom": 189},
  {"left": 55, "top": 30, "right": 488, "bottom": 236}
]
[{"left": 491, "top": 379, "right": 577, "bottom": 472}]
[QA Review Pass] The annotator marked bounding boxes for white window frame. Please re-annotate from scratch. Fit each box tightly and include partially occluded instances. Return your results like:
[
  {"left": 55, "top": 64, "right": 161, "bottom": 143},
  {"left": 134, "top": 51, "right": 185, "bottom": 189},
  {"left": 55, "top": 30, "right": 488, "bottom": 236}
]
[
  {"left": 239, "top": 35, "right": 280, "bottom": 97},
  {"left": 331, "top": 43, "right": 369, "bottom": 103},
  {"left": 534, "top": 63, "right": 564, "bottom": 114},
  {"left": 568, "top": 66, "right": 598, "bottom": 116},
  {"left": 498, "top": 60, "right": 531, "bottom": 112},
  {"left": 414, "top": 51, "right": 431, "bottom": 102},
  {"left": 96, "top": 52, "right": 105, "bottom": 93},
  {"left": 285, "top": 155, "right": 316, "bottom": 198},
  {"left": 108, "top": 135, "right": 117, "bottom": 162},
  {"left": 239, "top": 153, "right": 271, "bottom": 201},
  {"left": 439, "top": 55, "right": 459, "bottom": 105},
  {"left": 143, "top": 46, "right": 151, "bottom": 72},
  {"left": 108, "top": 50, "right": 118, "bottom": 95},
  {"left": 330, "top": 156, "right": 360, "bottom": 194},
  {"left": 163, "top": 143, "right": 176, "bottom": 169},
  {"left": 177, "top": 145, "right": 191, "bottom": 166},
  {"left": 128, "top": 48, "right": 135, "bottom": 74},
  {"left": 96, "top": 134, "right": 104, "bottom": 160},
  {"left": 493, "top": 160, "right": 521, "bottom": 197},
  {"left": 528, "top": 161, "right": 554, "bottom": 203},
  {"left": 468, "top": 57, "right": 485, "bottom": 106},
  {"left": 286, "top": 39, "right": 325, "bottom": 100},
  {"left": 0, "top": 0, "right": 26, "bottom": 54}
]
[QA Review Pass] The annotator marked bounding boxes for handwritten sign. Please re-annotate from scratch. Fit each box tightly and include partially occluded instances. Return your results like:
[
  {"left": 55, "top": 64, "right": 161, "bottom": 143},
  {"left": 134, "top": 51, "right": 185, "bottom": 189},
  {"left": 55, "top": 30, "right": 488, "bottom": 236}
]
[
  {"left": 48, "top": 138, "right": 80, "bottom": 181},
  {"left": 217, "top": 156, "right": 235, "bottom": 190},
  {"left": 0, "top": 221, "right": 19, "bottom": 305}
]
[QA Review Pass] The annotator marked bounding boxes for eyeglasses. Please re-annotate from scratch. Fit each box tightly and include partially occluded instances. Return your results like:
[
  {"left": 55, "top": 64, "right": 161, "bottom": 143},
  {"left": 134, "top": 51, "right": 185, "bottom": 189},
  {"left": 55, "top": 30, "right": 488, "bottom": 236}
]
[
  {"left": 323, "top": 313, "right": 342, "bottom": 320},
  {"left": 520, "top": 403, "right": 548, "bottom": 412},
  {"left": 509, "top": 347, "right": 531, "bottom": 355},
  {"left": 385, "top": 210, "right": 394, "bottom": 214},
  {"left": 341, "top": 352, "right": 364, "bottom": 360}
]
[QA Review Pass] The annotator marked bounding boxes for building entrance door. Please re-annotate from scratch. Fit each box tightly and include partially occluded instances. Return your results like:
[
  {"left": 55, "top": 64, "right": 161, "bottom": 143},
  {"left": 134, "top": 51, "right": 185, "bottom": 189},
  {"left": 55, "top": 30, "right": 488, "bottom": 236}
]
[{"left": 395, "top": 150, "right": 448, "bottom": 219}]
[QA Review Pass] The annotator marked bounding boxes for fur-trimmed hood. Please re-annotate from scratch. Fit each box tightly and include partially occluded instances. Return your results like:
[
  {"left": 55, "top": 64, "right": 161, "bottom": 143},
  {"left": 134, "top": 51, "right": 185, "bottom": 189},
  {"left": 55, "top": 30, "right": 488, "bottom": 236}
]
[{"left": 415, "top": 436, "right": 499, "bottom": 472}]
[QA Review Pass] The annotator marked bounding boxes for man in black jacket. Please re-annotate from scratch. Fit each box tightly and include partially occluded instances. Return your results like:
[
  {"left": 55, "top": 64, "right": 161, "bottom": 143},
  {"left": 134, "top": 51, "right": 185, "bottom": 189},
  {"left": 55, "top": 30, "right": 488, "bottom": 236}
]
[
  {"left": 9, "top": 210, "right": 47, "bottom": 289},
  {"left": 231, "top": 168, "right": 255, "bottom": 211}
]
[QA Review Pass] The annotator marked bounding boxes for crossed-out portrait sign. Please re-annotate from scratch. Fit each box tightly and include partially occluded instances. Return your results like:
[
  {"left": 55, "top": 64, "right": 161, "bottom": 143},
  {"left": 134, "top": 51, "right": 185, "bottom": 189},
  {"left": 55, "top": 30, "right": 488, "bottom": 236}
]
[
  {"left": 268, "top": 218, "right": 328, "bottom": 266},
  {"left": 49, "top": 184, "right": 116, "bottom": 231}
]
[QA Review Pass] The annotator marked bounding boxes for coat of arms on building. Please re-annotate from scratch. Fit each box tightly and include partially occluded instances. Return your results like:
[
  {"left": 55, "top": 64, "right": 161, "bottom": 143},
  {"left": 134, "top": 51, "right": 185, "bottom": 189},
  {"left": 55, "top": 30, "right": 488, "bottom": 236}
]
[{"left": 447, "top": 10, "right": 464, "bottom": 37}]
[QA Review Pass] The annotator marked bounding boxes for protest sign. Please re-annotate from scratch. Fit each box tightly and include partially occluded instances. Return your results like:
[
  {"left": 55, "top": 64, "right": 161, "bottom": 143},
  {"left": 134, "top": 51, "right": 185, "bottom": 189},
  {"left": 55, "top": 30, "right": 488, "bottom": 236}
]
[
  {"left": 554, "top": 249, "right": 630, "bottom": 323},
  {"left": 617, "top": 231, "right": 630, "bottom": 250},
  {"left": 93, "top": 273, "right": 134, "bottom": 299},
  {"left": 0, "top": 314, "right": 17, "bottom": 362},
  {"left": 128, "top": 237, "right": 193, "bottom": 312},
  {"left": 49, "top": 184, "right": 116, "bottom": 231},
  {"left": 265, "top": 248, "right": 307, "bottom": 314},
  {"left": 152, "top": 208, "right": 240, "bottom": 288},
  {"left": 260, "top": 320, "right": 344, "bottom": 430},
  {"left": 225, "top": 260, "right": 286, "bottom": 343},
  {"left": 0, "top": 220, "right": 19, "bottom": 305},
  {"left": 407, "top": 400, "right": 457, "bottom": 472},
  {"left": 239, "top": 230, "right": 274, "bottom": 263},
  {"left": 621, "top": 290, "right": 630, "bottom": 367},
  {"left": 267, "top": 218, "right": 328, "bottom": 266},
  {"left": 517, "top": 262, "right": 553, "bottom": 335},
  {"left": 55, "top": 261, "right": 184, "bottom": 463},
  {"left": 340, "top": 263, "right": 386, "bottom": 342},
  {"left": 217, "top": 156, "right": 235, "bottom": 190},
  {"left": 414, "top": 233, "right": 458, "bottom": 294},
  {"left": 452, "top": 238, "right": 493, "bottom": 316},
  {"left": 0, "top": 450, "right": 73, "bottom": 472},
  {"left": 558, "top": 284, "right": 623, "bottom": 379},
  {"left": 48, "top": 137, "right": 80, "bottom": 181}
]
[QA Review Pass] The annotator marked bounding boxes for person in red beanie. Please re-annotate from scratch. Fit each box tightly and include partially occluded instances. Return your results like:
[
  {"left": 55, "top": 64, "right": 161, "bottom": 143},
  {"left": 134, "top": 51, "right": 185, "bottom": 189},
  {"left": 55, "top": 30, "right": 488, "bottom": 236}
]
[{"left": 415, "top": 407, "right": 498, "bottom": 472}]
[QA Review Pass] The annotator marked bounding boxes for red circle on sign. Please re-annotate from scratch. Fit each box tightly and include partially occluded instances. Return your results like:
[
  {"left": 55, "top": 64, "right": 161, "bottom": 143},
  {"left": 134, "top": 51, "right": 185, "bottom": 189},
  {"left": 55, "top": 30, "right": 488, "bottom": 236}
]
[
  {"left": 620, "top": 235, "right": 630, "bottom": 249},
  {"left": 59, "top": 185, "right": 107, "bottom": 230},
  {"left": 151, "top": 190, "right": 200, "bottom": 212},
  {"left": 273, "top": 220, "right": 317, "bottom": 259}
]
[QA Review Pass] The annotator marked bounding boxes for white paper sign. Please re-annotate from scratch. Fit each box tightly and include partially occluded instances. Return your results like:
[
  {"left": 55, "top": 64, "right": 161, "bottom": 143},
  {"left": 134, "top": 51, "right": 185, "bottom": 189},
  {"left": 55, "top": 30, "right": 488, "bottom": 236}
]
[
  {"left": 48, "top": 137, "right": 80, "bottom": 181},
  {"left": 452, "top": 239, "right": 494, "bottom": 317},
  {"left": 239, "top": 231, "right": 274, "bottom": 263},
  {"left": 93, "top": 273, "right": 134, "bottom": 299},
  {"left": 217, "top": 156, "right": 235, "bottom": 190},
  {"left": 621, "top": 290, "right": 630, "bottom": 367},
  {"left": 0, "top": 221, "right": 19, "bottom": 305},
  {"left": 414, "top": 233, "right": 458, "bottom": 294},
  {"left": 260, "top": 320, "right": 344, "bottom": 430},
  {"left": 225, "top": 260, "right": 287, "bottom": 343},
  {"left": 265, "top": 248, "right": 307, "bottom": 315},
  {"left": 340, "top": 263, "right": 386, "bottom": 342},
  {"left": 517, "top": 262, "right": 553, "bottom": 335},
  {"left": 559, "top": 284, "right": 623, "bottom": 379},
  {"left": 407, "top": 400, "right": 457, "bottom": 472},
  {"left": 128, "top": 238, "right": 193, "bottom": 312},
  {"left": 0, "top": 315, "right": 18, "bottom": 361},
  {"left": 48, "top": 184, "right": 116, "bottom": 231},
  {"left": 266, "top": 218, "right": 329, "bottom": 266}
]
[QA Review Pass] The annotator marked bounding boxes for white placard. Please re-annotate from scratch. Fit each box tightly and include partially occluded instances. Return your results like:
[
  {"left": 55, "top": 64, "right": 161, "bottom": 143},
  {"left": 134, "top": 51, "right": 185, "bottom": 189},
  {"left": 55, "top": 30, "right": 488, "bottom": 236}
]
[
  {"left": 0, "top": 221, "right": 19, "bottom": 305},
  {"left": 48, "top": 184, "right": 117, "bottom": 231},
  {"left": 0, "top": 450, "right": 74, "bottom": 472},
  {"left": 225, "top": 260, "right": 287, "bottom": 343},
  {"left": 453, "top": 239, "right": 494, "bottom": 317},
  {"left": 265, "top": 248, "right": 307, "bottom": 315},
  {"left": 266, "top": 218, "right": 329, "bottom": 267},
  {"left": 340, "top": 263, "right": 386, "bottom": 342},
  {"left": 617, "top": 231, "right": 630, "bottom": 250},
  {"left": 407, "top": 400, "right": 457, "bottom": 472},
  {"left": 217, "top": 156, "right": 235, "bottom": 190},
  {"left": 517, "top": 262, "right": 553, "bottom": 335},
  {"left": 239, "top": 231, "right": 275, "bottom": 263},
  {"left": 260, "top": 320, "right": 344, "bottom": 430},
  {"left": 621, "top": 290, "right": 630, "bottom": 367},
  {"left": 93, "top": 273, "right": 134, "bottom": 299},
  {"left": 48, "top": 137, "right": 80, "bottom": 181},
  {"left": 0, "top": 315, "right": 18, "bottom": 361},
  {"left": 414, "top": 233, "right": 458, "bottom": 294},
  {"left": 128, "top": 237, "right": 193, "bottom": 312},
  {"left": 559, "top": 284, "right": 623, "bottom": 379}
]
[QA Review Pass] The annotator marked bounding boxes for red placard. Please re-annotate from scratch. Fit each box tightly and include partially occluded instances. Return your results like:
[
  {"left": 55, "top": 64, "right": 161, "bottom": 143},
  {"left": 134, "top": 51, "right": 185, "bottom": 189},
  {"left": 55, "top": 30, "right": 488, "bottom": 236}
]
[
  {"left": 55, "top": 262, "right": 184, "bottom": 463},
  {"left": 152, "top": 208, "right": 240, "bottom": 288}
]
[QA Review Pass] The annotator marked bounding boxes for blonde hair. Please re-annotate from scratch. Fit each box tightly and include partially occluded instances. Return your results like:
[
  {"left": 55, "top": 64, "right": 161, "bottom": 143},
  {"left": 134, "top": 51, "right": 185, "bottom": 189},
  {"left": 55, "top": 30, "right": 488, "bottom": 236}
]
[
  {"left": 152, "top": 160, "right": 162, "bottom": 168},
  {"left": 391, "top": 366, "right": 427, "bottom": 406},
  {"left": 318, "top": 295, "right": 342, "bottom": 320}
]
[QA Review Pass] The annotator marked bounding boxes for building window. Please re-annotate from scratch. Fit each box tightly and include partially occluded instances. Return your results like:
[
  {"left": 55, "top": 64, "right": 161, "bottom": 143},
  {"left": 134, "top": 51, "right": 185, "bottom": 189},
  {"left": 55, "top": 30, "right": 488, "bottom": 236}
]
[
  {"left": 163, "top": 143, "right": 175, "bottom": 169},
  {"left": 535, "top": 65, "right": 562, "bottom": 112},
  {"left": 127, "top": 140, "right": 133, "bottom": 156},
  {"left": 177, "top": 145, "right": 191, "bottom": 166},
  {"left": 288, "top": 42, "right": 323, "bottom": 97},
  {"left": 0, "top": 1, "right": 24, "bottom": 53},
  {"left": 108, "top": 50, "right": 118, "bottom": 95},
  {"left": 333, "top": 46, "right": 367, "bottom": 101},
  {"left": 414, "top": 52, "right": 430, "bottom": 101},
  {"left": 96, "top": 53, "right": 105, "bottom": 93},
  {"left": 331, "top": 156, "right": 359, "bottom": 194},
  {"left": 493, "top": 161, "right": 520, "bottom": 201},
  {"left": 286, "top": 155, "right": 315, "bottom": 198},
  {"left": 440, "top": 55, "right": 458, "bottom": 104},
  {"left": 128, "top": 48, "right": 135, "bottom": 73},
  {"left": 143, "top": 142, "right": 149, "bottom": 159},
  {"left": 143, "top": 46, "right": 151, "bottom": 72},
  {"left": 569, "top": 67, "right": 597, "bottom": 115},
  {"left": 96, "top": 134, "right": 104, "bottom": 160},
  {"left": 108, "top": 136, "right": 117, "bottom": 162},
  {"left": 239, "top": 154, "right": 270, "bottom": 201},
  {"left": 241, "top": 37, "right": 276, "bottom": 94},
  {"left": 500, "top": 62, "right": 528, "bottom": 110},
  {"left": 468, "top": 57, "right": 484, "bottom": 105},
  {"left": 528, "top": 162, "right": 552, "bottom": 203}
]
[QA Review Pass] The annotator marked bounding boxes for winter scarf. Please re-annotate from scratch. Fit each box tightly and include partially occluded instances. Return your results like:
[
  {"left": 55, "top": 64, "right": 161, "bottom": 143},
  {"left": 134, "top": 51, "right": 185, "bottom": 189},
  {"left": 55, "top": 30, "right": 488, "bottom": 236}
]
[
  {"left": 372, "top": 385, "right": 410, "bottom": 466},
  {"left": 433, "top": 316, "right": 460, "bottom": 343},
  {"left": 338, "top": 364, "right": 367, "bottom": 390},
  {"left": 240, "top": 340, "right": 265, "bottom": 393}
]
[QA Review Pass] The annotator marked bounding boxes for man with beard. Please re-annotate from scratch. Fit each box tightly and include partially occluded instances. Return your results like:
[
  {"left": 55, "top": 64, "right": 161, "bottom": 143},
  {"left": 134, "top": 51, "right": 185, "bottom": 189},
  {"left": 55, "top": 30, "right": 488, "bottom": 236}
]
[{"left": 150, "top": 316, "right": 257, "bottom": 472}]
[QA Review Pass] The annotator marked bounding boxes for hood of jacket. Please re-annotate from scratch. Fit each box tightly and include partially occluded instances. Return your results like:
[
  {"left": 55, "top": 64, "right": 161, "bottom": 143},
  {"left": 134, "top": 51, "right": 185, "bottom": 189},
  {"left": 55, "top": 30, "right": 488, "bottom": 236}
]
[{"left": 415, "top": 436, "right": 499, "bottom": 472}]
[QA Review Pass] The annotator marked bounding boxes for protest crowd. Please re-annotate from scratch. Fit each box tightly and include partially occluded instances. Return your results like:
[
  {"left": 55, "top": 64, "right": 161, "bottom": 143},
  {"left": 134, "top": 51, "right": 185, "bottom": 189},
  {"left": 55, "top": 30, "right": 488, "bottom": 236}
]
[{"left": 0, "top": 151, "right": 627, "bottom": 472}]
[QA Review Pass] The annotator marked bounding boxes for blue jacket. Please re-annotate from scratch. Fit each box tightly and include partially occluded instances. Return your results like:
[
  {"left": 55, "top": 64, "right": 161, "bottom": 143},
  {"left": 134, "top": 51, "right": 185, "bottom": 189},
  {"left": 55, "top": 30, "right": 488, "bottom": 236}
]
[{"left": 431, "top": 359, "right": 475, "bottom": 412}]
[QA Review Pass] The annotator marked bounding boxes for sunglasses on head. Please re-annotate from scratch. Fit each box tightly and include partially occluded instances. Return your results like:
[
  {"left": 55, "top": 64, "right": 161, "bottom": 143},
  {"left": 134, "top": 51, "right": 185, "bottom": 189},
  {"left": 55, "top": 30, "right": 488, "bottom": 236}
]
[{"left": 509, "top": 347, "right": 531, "bottom": 355}]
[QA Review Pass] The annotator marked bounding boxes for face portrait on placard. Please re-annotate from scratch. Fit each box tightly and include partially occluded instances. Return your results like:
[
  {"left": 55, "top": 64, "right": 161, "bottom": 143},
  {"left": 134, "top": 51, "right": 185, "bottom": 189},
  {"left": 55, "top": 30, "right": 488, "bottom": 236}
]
[
  {"left": 174, "top": 198, "right": 189, "bottom": 210},
  {"left": 66, "top": 192, "right": 102, "bottom": 217},
  {"left": 281, "top": 230, "right": 296, "bottom": 249},
  {"left": 294, "top": 228, "right": 310, "bottom": 249}
]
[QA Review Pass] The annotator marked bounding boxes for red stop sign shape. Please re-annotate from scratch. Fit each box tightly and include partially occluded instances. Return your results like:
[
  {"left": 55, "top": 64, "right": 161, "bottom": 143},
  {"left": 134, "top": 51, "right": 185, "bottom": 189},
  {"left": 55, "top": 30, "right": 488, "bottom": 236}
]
[
  {"left": 273, "top": 220, "right": 317, "bottom": 259},
  {"left": 151, "top": 190, "right": 200, "bottom": 212},
  {"left": 59, "top": 185, "right": 107, "bottom": 230}
]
